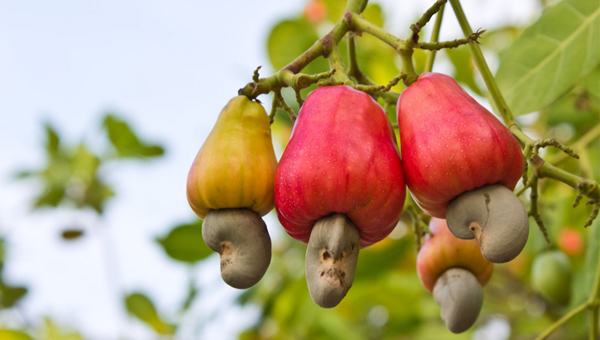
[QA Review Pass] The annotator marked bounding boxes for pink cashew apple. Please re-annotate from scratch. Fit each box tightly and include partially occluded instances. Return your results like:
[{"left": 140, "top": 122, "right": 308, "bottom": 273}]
[
  {"left": 187, "top": 95, "right": 277, "bottom": 289},
  {"left": 417, "top": 218, "right": 493, "bottom": 333},
  {"left": 397, "top": 72, "right": 528, "bottom": 263},
  {"left": 275, "top": 85, "right": 406, "bottom": 307}
]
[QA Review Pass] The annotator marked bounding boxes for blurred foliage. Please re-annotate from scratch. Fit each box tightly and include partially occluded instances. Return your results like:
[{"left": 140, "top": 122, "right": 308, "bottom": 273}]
[
  {"left": 156, "top": 219, "right": 212, "bottom": 264},
  {"left": 124, "top": 292, "right": 176, "bottom": 335},
  {"left": 17, "top": 113, "right": 164, "bottom": 215}
]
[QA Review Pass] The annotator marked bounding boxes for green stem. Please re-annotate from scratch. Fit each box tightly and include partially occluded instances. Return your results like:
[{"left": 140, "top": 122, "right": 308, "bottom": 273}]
[
  {"left": 448, "top": 0, "right": 516, "bottom": 127},
  {"left": 410, "top": 0, "right": 448, "bottom": 36},
  {"left": 534, "top": 303, "right": 589, "bottom": 340},
  {"left": 425, "top": 3, "right": 445, "bottom": 72},
  {"left": 348, "top": 13, "right": 402, "bottom": 50},
  {"left": 347, "top": 34, "right": 360, "bottom": 78},
  {"left": 345, "top": 0, "right": 369, "bottom": 14},
  {"left": 239, "top": 15, "right": 352, "bottom": 98},
  {"left": 347, "top": 13, "right": 418, "bottom": 86},
  {"left": 417, "top": 28, "right": 485, "bottom": 51},
  {"left": 327, "top": 45, "right": 352, "bottom": 84},
  {"left": 531, "top": 156, "right": 600, "bottom": 201}
]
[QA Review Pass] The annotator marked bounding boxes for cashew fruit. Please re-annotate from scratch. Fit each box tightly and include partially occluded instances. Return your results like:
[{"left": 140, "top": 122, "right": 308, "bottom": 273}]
[
  {"left": 275, "top": 85, "right": 406, "bottom": 307},
  {"left": 397, "top": 73, "right": 528, "bottom": 263},
  {"left": 418, "top": 218, "right": 492, "bottom": 333},
  {"left": 275, "top": 85, "right": 406, "bottom": 248},
  {"left": 186, "top": 96, "right": 277, "bottom": 289},
  {"left": 417, "top": 218, "right": 493, "bottom": 292},
  {"left": 187, "top": 95, "right": 277, "bottom": 218}
]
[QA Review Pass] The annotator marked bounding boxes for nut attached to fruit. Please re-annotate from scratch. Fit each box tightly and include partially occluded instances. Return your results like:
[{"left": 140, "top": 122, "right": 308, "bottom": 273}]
[
  {"left": 274, "top": 85, "right": 406, "bottom": 307},
  {"left": 446, "top": 184, "right": 529, "bottom": 263},
  {"left": 433, "top": 268, "right": 484, "bottom": 334},
  {"left": 417, "top": 218, "right": 492, "bottom": 333},
  {"left": 202, "top": 208, "right": 272, "bottom": 289},
  {"left": 187, "top": 96, "right": 277, "bottom": 289},
  {"left": 397, "top": 73, "right": 528, "bottom": 263},
  {"left": 305, "top": 214, "right": 360, "bottom": 308}
]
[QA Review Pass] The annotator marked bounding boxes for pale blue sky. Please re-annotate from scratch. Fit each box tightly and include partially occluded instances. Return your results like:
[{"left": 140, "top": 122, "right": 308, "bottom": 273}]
[{"left": 0, "top": 1, "right": 538, "bottom": 339}]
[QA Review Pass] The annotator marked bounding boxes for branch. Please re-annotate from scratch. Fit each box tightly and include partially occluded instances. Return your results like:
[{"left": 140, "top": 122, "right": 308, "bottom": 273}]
[
  {"left": 416, "top": 28, "right": 485, "bottom": 51},
  {"left": 410, "top": 0, "right": 448, "bottom": 42},
  {"left": 239, "top": 16, "right": 351, "bottom": 99},
  {"left": 425, "top": 3, "right": 445, "bottom": 72}
]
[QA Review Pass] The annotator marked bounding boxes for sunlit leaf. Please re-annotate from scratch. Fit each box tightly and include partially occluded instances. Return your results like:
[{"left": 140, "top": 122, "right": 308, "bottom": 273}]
[
  {"left": 179, "top": 280, "right": 198, "bottom": 312},
  {"left": 33, "top": 186, "right": 65, "bottom": 208},
  {"left": 44, "top": 123, "right": 60, "bottom": 154},
  {"left": 156, "top": 220, "right": 212, "bottom": 263},
  {"left": 139, "top": 145, "right": 164, "bottom": 157},
  {"left": 582, "top": 65, "right": 600, "bottom": 98},
  {"left": 320, "top": 0, "right": 345, "bottom": 23},
  {"left": 267, "top": 18, "right": 328, "bottom": 75},
  {"left": 0, "top": 282, "right": 27, "bottom": 308},
  {"left": 102, "top": 114, "right": 142, "bottom": 158},
  {"left": 0, "top": 330, "right": 32, "bottom": 340},
  {"left": 445, "top": 47, "right": 483, "bottom": 96},
  {"left": 125, "top": 292, "right": 176, "bottom": 335},
  {"left": 41, "top": 318, "right": 85, "bottom": 340},
  {"left": 496, "top": 0, "right": 600, "bottom": 115},
  {"left": 363, "top": 4, "right": 384, "bottom": 28}
]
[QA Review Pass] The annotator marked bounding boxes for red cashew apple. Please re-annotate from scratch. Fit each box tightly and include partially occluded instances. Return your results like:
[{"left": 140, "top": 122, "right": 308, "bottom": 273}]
[
  {"left": 187, "top": 96, "right": 277, "bottom": 289},
  {"left": 398, "top": 72, "right": 528, "bottom": 263},
  {"left": 275, "top": 85, "right": 406, "bottom": 308},
  {"left": 417, "top": 218, "right": 493, "bottom": 333}
]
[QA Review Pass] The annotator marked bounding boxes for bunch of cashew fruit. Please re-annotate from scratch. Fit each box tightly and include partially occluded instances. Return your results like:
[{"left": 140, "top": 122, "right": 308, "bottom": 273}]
[{"left": 186, "top": 72, "right": 530, "bottom": 333}]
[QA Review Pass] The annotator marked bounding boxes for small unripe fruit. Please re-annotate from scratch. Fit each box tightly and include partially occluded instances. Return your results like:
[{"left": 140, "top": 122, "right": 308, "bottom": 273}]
[{"left": 531, "top": 250, "right": 572, "bottom": 305}]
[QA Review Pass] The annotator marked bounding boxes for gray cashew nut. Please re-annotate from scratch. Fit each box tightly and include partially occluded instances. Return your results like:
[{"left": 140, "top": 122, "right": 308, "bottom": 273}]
[
  {"left": 305, "top": 213, "right": 360, "bottom": 308},
  {"left": 446, "top": 184, "right": 529, "bottom": 263},
  {"left": 202, "top": 208, "right": 271, "bottom": 289},
  {"left": 433, "top": 268, "right": 484, "bottom": 333}
]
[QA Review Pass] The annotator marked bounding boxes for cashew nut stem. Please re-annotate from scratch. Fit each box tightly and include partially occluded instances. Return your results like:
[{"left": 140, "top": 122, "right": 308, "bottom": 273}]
[
  {"left": 202, "top": 208, "right": 271, "bottom": 289},
  {"left": 305, "top": 213, "right": 360, "bottom": 308},
  {"left": 433, "top": 268, "right": 484, "bottom": 333},
  {"left": 446, "top": 184, "right": 529, "bottom": 263}
]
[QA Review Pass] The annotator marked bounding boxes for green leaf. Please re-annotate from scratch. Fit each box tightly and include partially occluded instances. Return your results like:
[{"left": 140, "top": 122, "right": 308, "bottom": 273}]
[
  {"left": 179, "top": 279, "right": 198, "bottom": 312},
  {"left": 33, "top": 186, "right": 65, "bottom": 208},
  {"left": 157, "top": 220, "right": 212, "bottom": 263},
  {"left": 363, "top": 4, "right": 384, "bottom": 28},
  {"left": 139, "top": 145, "right": 165, "bottom": 157},
  {"left": 445, "top": 47, "right": 483, "bottom": 96},
  {"left": 125, "top": 292, "right": 176, "bottom": 335},
  {"left": 61, "top": 229, "right": 84, "bottom": 240},
  {"left": 41, "top": 318, "right": 85, "bottom": 340},
  {"left": 570, "top": 217, "right": 599, "bottom": 307},
  {"left": 0, "top": 330, "right": 32, "bottom": 340},
  {"left": 102, "top": 113, "right": 165, "bottom": 159},
  {"left": 82, "top": 179, "right": 114, "bottom": 214},
  {"left": 582, "top": 65, "right": 600, "bottom": 98},
  {"left": 0, "top": 282, "right": 27, "bottom": 309},
  {"left": 44, "top": 123, "right": 60, "bottom": 154},
  {"left": 103, "top": 114, "right": 142, "bottom": 158},
  {"left": 267, "top": 18, "right": 328, "bottom": 75},
  {"left": 496, "top": 0, "right": 600, "bottom": 115}
]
